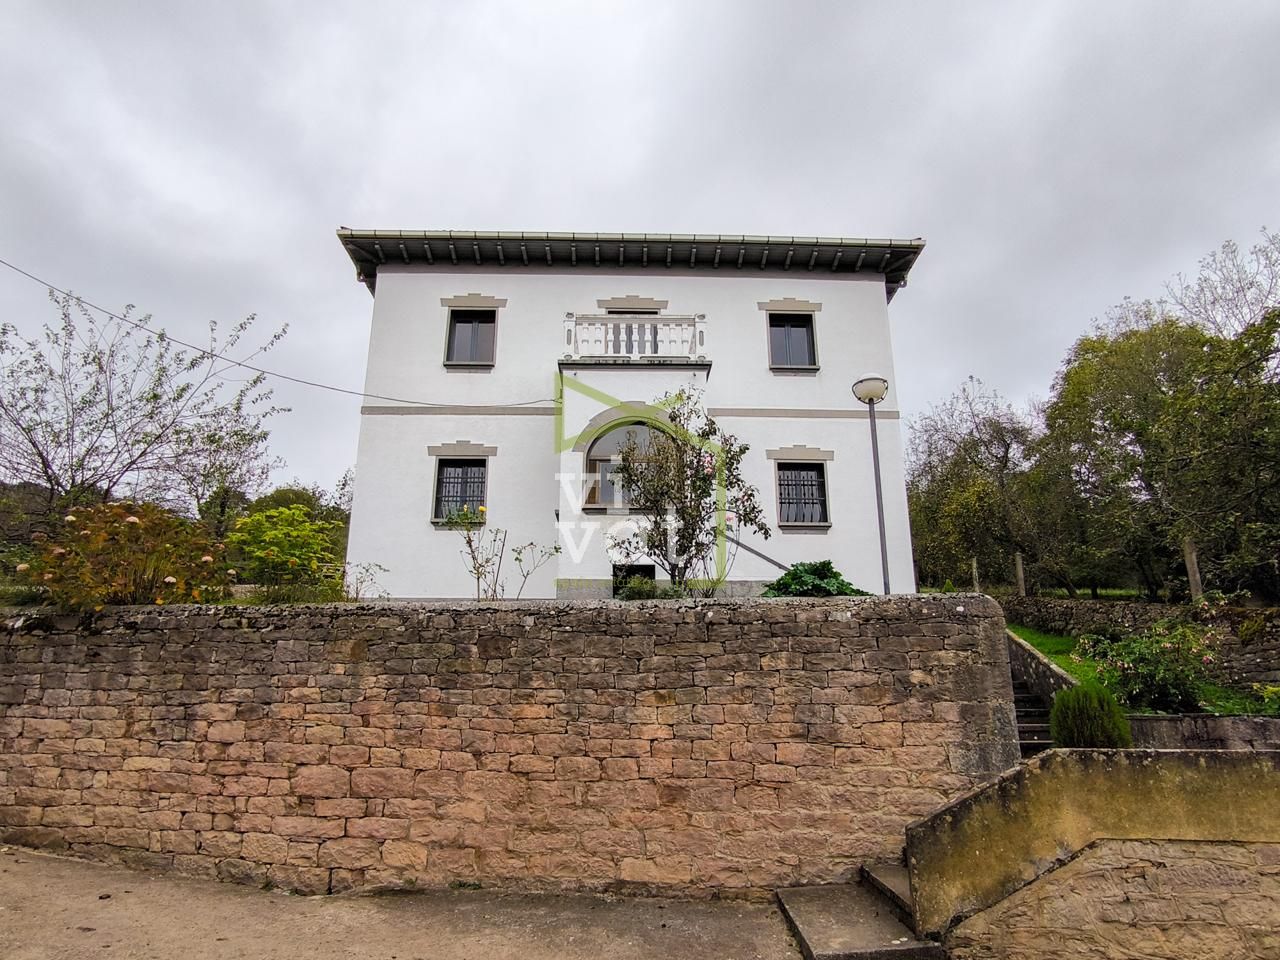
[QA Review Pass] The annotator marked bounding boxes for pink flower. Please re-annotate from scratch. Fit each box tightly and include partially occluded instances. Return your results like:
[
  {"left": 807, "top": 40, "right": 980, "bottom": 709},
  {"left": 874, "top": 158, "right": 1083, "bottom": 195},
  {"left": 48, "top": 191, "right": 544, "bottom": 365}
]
[
  {"left": 15, "top": 563, "right": 29, "bottom": 572},
  {"left": 200, "top": 555, "right": 214, "bottom": 563},
  {"left": 163, "top": 576, "right": 177, "bottom": 584},
  {"left": 124, "top": 516, "right": 141, "bottom": 524}
]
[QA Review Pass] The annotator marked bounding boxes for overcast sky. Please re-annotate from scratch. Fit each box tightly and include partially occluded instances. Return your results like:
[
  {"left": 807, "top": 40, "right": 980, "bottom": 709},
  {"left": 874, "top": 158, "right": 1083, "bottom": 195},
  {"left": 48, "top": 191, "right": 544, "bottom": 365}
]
[{"left": 2, "top": 1, "right": 1277, "bottom": 493}]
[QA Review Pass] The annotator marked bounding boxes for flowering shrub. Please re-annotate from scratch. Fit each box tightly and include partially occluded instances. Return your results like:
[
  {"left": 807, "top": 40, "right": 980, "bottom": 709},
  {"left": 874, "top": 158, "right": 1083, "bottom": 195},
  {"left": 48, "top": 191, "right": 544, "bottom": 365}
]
[
  {"left": 1076, "top": 619, "right": 1219, "bottom": 712},
  {"left": 16, "top": 502, "right": 232, "bottom": 610},
  {"left": 227, "top": 505, "right": 339, "bottom": 587}
]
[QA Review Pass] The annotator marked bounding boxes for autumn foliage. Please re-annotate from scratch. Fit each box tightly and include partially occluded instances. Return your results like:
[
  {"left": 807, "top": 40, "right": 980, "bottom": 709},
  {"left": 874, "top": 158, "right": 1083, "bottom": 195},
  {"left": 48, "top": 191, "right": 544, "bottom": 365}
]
[{"left": 16, "top": 502, "right": 232, "bottom": 609}]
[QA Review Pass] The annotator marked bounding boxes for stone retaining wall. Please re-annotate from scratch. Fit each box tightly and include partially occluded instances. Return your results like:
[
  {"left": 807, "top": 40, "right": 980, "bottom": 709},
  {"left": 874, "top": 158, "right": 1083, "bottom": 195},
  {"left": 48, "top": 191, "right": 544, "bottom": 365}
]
[
  {"left": 945, "top": 839, "right": 1280, "bottom": 960},
  {"left": 999, "top": 596, "right": 1280, "bottom": 685},
  {"left": 1126, "top": 714, "right": 1280, "bottom": 751},
  {"left": 0, "top": 596, "right": 1019, "bottom": 896},
  {"left": 1005, "top": 631, "right": 1075, "bottom": 705},
  {"left": 906, "top": 749, "right": 1280, "bottom": 939},
  {"left": 1006, "top": 630, "right": 1280, "bottom": 750}
]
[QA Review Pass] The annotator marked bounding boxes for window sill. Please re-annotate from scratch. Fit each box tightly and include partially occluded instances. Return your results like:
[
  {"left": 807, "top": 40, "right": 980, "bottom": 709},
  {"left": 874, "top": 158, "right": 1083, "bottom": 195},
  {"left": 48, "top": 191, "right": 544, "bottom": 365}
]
[
  {"left": 778, "top": 522, "right": 832, "bottom": 531},
  {"left": 769, "top": 364, "right": 820, "bottom": 374},
  {"left": 581, "top": 505, "right": 643, "bottom": 515},
  {"left": 443, "top": 361, "right": 495, "bottom": 369},
  {"left": 431, "top": 517, "right": 487, "bottom": 526}
]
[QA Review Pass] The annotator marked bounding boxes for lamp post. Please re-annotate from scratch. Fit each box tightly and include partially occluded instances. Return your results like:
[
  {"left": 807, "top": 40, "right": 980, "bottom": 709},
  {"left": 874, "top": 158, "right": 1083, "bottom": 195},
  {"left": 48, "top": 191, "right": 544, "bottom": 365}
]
[{"left": 853, "top": 375, "right": 891, "bottom": 595}]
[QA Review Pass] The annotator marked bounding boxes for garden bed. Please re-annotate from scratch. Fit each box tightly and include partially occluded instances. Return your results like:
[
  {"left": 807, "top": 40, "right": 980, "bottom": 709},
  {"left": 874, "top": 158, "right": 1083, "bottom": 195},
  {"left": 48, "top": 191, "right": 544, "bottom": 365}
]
[{"left": 1007, "top": 624, "right": 1277, "bottom": 716}]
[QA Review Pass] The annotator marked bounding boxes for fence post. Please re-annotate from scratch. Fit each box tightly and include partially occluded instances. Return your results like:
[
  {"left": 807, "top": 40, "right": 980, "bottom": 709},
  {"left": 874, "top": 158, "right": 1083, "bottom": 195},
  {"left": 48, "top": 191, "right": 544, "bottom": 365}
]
[
  {"left": 1182, "top": 537, "right": 1204, "bottom": 602},
  {"left": 1014, "top": 552, "right": 1026, "bottom": 597},
  {"left": 971, "top": 557, "right": 980, "bottom": 592}
]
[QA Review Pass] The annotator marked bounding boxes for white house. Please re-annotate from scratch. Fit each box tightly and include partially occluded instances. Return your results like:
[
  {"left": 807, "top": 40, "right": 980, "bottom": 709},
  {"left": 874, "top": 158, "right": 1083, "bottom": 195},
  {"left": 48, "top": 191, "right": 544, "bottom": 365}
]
[{"left": 338, "top": 230, "right": 924, "bottom": 599}]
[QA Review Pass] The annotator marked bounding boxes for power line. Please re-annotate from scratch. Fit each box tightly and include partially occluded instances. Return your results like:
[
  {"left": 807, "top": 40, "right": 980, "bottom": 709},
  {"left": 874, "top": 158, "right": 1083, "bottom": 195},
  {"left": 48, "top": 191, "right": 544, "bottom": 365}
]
[{"left": 0, "top": 255, "right": 557, "bottom": 410}]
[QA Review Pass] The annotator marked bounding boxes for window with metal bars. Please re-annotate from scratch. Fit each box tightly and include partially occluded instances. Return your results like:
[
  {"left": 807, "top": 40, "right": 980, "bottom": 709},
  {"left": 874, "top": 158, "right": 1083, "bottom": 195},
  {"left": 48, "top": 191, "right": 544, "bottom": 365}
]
[
  {"left": 777, "top": 463, "right": 829, "bottom": 524},
  {"left": 768, "top": 313, "right": 816, "bottom": 367},
  {"left": 445, "top": 309, "right": 496, "bottom": 364},
  {"left": 433, "top": 458, "right": 487, "bottom": 519}
]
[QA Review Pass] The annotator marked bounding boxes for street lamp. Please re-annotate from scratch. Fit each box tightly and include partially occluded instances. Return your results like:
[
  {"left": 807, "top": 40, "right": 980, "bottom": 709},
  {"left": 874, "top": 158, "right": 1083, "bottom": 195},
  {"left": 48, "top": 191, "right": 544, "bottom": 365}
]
[{"left": 853, "top": 375, "right": 891, "bottom": 595}]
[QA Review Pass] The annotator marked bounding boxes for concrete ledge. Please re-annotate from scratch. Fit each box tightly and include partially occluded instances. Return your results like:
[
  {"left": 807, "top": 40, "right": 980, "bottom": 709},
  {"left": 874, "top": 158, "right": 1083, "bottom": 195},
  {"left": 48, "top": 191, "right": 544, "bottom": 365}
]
[{"left": 905, "top": 749, "right": 1280, "bottom": 938}]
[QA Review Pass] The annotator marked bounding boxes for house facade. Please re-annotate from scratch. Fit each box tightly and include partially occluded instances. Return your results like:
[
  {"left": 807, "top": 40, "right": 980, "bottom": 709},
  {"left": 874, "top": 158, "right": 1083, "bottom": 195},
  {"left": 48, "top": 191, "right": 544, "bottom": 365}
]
[{"left": 339, "top": 230, "right": 924, "bottom": 599}]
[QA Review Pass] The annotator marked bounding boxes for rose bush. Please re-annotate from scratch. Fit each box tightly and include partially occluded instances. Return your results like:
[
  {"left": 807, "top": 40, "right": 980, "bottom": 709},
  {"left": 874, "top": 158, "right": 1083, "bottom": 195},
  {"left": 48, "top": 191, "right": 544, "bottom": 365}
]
[{"left": 1075, "top": 619, "right": 1220, "bottom": 712}]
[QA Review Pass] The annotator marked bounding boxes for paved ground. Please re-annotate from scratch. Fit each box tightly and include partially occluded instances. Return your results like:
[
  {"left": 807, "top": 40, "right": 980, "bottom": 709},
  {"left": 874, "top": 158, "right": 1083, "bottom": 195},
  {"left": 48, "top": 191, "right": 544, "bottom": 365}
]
[{"left": 0, "top": 847, "right": 800, "bottom": 960}]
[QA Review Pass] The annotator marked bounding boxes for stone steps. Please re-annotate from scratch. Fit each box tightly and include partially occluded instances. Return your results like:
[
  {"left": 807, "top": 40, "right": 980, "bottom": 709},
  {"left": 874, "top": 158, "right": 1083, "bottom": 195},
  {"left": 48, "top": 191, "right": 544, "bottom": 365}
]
[
  {"left": 859, "top": 862, "right": 913, "bottom": 927},
  {"left": 776, "top": 879, "right": 945, "bottom": 960},
  {"left": 1011, "top": 680, "right": 1053, "bottom": 757}
]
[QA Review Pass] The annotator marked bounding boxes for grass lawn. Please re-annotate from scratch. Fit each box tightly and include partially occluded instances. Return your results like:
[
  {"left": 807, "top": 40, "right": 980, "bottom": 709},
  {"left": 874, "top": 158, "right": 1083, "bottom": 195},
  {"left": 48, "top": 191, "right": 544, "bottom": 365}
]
[{"left": 1007, "top": 623, "right": 1276, "bottom": 716}]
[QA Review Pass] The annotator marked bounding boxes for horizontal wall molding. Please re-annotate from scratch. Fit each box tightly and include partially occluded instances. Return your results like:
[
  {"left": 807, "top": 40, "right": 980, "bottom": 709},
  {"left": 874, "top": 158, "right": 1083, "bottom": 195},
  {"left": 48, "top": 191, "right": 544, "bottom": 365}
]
[
  {"left": 757, "top": 297, "right": 823, "bottom": 313},
  {"left": 427, "top": 440, "right": 498, "bottom": 457},
  {"left": 440, "top": 293, "right": 508, "bottom": 308},
  {"left": 766, "top": 444, "right": 835, "bottom": 461},
  {"left": 362, "top": 405, "right": 557, "bottom": 417},
  {"left": 596, "top": 295, "right": 669, "bottom": 310},
  {"left": 709, "top": 407, "right": 899, "bottom": 420}
]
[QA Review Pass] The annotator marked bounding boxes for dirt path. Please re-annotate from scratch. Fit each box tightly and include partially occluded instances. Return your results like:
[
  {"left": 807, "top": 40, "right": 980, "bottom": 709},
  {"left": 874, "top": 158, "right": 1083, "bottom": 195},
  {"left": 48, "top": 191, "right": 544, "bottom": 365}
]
[{"left": 0, "top": 847, "right": 800, "bottom": 960}]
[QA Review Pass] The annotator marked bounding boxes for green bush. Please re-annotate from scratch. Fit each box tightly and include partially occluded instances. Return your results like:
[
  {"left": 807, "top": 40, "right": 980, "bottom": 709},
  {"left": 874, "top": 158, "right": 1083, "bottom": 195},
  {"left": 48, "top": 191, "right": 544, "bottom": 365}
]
[
  {"left": 246, "top": 580, "right": 346, "bottom": 604},
  {"left": 616, "top": 575, "right": 684, "bottom": 601},
  {"left": 1049, "top": 685, "right": 1133, "bottom": 747},
  {"left": 762, "top": 560, "right": 870, "bottom": 598},
  {"left": 1076, "top": 619, "right": 1217, "bottom": 712},
  {"left": 15, "top": 502, "right": 232, "bottom": 610},
  {"left": 227, "top": 505, "right": 339, "bottom": 586}
]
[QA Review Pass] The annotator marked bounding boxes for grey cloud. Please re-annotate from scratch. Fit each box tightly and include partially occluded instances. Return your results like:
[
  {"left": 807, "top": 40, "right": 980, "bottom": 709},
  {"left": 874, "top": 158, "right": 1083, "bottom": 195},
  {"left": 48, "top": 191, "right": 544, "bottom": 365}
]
[{"left": 1, "top": 0, "right": 1277, "bottom": 489}]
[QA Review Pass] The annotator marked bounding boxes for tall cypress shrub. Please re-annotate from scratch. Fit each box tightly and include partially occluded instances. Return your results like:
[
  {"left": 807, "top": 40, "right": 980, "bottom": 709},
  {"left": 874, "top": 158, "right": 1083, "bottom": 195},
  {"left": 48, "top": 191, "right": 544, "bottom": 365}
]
[{"left": 1049, "top": 686, "right": 1133, "bottom": 748}]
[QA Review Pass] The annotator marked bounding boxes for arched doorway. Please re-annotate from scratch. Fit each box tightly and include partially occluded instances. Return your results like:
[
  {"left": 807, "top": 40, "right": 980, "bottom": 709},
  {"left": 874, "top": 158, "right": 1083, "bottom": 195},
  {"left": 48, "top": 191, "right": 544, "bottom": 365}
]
[{"left": 584, "top": 421, "right": 656, "bottom": 507}]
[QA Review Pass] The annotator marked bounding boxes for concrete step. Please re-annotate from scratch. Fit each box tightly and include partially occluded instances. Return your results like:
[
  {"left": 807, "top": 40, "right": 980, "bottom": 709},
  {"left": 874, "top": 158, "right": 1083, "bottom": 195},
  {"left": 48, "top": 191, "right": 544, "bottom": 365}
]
[
  {"left": 859, "top": 863, "right": 913, "bottom": 927},
  {"left": 776, "top": 883, "right": 945, "bottom": 960}
]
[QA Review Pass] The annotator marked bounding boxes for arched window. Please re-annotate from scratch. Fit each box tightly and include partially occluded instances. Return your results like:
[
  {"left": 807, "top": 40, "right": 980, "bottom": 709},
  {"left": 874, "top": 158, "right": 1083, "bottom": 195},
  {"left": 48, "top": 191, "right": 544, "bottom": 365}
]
[{"left": 585, "top": 422, "right": 654, "bottom": 506}]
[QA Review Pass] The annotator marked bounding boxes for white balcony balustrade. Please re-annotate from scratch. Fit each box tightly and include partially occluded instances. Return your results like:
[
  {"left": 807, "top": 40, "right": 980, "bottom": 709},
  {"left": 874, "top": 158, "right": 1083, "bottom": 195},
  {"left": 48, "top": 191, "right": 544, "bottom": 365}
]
[{"left": 564, "top": 313, "right": 707, "bottom": 362}]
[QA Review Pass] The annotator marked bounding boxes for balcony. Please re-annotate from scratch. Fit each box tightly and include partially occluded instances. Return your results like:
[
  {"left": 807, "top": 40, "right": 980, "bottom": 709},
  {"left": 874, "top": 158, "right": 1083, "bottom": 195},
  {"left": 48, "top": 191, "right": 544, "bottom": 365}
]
[{"left": 563, "top": 313, "right": 708, "bottom": 363}]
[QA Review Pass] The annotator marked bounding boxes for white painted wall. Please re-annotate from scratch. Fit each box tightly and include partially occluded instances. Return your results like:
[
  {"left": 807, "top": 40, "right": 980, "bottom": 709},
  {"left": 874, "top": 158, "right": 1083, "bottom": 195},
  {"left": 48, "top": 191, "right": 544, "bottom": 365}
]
[{"left": 347, "top": 265, "right": 915, "bottom": 598}]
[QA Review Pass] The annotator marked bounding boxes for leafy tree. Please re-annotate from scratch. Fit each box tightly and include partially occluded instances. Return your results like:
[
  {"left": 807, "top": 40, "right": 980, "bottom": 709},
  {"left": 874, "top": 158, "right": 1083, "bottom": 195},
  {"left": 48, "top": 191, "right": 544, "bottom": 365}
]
[
  {"left": 1152, "top": 311, "right": 1280, "bottom": 598},
  {"left": 248, "top": 477, "right": 352, "bottom": 561},
  {"left": 0, "top": 293, "right": 285, "bottom": 522},
  {"left": 199, "top": 484, "right": 251, "bottom": 540},
  {"left": 907, "top": 232, "right": 1279, "bottom": 603},
  {"left": 609, "top": 390, "right": 770, "bottom": 593},
  {"left": 906, "top": 378, "right": 1036, "bottom": 588},
  {"left": 227, "top": 505, "right": 339, "bottom": 587},
  {"left": 1039, "top": 318, "right": 1212, "bottom": 598}
]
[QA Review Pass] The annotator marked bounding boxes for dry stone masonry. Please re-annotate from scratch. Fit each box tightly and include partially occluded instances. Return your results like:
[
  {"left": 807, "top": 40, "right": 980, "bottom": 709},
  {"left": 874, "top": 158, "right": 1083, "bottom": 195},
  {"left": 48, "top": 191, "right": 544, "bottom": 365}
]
[
  {"left": 0, "top": 596, "right": 1019, "bottom": 896},
  {"left": 945, "top": 839, "right": 1280, "bottom": 960},
  {"left": 999, "top": 596, "right": 1280, "bottom": 685}
]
